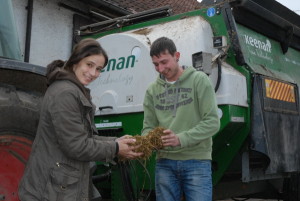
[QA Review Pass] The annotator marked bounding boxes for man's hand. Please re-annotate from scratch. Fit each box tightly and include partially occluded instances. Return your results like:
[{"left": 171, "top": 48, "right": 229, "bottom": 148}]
[{"left": 161, "top": 129, "right": 181, "bottom": 147}]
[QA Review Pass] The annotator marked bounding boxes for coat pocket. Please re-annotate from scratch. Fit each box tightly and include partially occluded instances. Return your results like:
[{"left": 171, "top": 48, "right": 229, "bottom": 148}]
[{"left": 43, "top": 163, "right": 80, "bottom": 201}]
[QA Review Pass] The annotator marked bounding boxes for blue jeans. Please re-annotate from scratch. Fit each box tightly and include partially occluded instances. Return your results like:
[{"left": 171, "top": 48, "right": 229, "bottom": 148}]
[{"left": 155, "top": 159, "right": 212, "bottom": 201}]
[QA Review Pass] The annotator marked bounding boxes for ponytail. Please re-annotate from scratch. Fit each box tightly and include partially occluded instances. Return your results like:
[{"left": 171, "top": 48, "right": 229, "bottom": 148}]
[{"left": 46, "top": 60, "right": 65, "bottom": 78}]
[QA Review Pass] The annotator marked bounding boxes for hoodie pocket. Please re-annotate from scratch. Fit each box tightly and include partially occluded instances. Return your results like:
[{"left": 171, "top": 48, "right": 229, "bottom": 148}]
[{"left": 43, "top": 163, "right": 80, "bottom": 201}]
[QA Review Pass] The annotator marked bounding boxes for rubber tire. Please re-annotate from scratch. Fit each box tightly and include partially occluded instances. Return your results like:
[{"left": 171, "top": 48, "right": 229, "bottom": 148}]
[
  {"left": 0, "top": 83, "right": 42, "bottom": 139},
  {"left": 283, "top": 173, "right": 300, "bottom": 201},
  {"left": 0, "top": 83, "right": 43, "bottom": 201}
]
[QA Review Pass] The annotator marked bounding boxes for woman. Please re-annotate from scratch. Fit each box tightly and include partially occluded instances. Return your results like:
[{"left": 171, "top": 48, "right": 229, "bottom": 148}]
[{"left": 18, "top": 38, "right": 141, "bottom": 201}]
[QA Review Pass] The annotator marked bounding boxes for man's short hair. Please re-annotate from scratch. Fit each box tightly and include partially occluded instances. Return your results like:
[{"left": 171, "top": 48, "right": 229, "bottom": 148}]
[{"left": 150, "top": 37, "right": 177, "bottom": 57}]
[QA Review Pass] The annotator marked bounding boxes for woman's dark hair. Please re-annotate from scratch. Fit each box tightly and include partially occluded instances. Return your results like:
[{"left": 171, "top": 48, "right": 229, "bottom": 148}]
[
  {"left": 64, "top": 38, "right": 108, "bottom": 73},
  {"left": 150, "top": 37, "right": 177, "bottom": 57},
  {"left": 46, "top": 38, "right": 108, "bottom": 79}
]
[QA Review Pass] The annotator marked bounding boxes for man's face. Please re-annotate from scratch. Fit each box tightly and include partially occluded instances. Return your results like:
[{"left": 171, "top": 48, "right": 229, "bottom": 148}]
[{"left": 152, "top": 50, "right": 181, "bottom": 82}]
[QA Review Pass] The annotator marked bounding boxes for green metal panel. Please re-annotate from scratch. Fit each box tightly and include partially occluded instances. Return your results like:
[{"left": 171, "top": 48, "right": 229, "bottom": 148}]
[
  {"left": 94, "top": 105, "right": 251, "bottom": 190},
  {"left": 212, "top": 105, "right": 249, "bottom": 185},
  {"left": 237, "top": 24, "right": 300, "bottom": 87},
  {"left": 94, "top": 113, "right": 156, "bottom": 201},
  {"left": 110, "top": 157, "right": 156, "bottom": 201},
  {"left": 94, "top": 112, "right": 144, "bottom": 136},
  {"left": 198, "top": 6, "right": 253, "bottom": 185}
]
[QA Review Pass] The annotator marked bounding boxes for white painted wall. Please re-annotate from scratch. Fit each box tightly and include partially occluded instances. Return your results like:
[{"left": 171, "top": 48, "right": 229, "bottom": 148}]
[{"left": 12, "top": 0, "right": 75, "bottom": 67}]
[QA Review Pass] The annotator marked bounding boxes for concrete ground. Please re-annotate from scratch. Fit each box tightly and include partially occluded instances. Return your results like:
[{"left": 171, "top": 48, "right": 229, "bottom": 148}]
[{"left": 217, "top": 199, "right": 282, "bottom": 201}]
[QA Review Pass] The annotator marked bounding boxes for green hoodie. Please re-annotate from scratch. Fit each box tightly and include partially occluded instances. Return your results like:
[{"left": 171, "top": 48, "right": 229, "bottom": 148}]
[{"left": 142, "top": 66, "right": 220, "bottom": 160}]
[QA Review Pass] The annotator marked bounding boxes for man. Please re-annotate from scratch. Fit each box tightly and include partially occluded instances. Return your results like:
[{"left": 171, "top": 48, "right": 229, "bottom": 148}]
[{"left": 142, "top": 37, "right": 220, "bottom": 201}]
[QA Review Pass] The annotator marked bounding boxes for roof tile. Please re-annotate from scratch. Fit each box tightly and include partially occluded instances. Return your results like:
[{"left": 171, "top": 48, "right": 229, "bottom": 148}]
[{"left": 106, "top": 0, "right": 201, "bottom": 14}]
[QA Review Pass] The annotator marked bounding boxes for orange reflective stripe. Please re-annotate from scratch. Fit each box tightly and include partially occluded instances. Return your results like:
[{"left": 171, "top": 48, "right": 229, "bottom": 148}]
[{"left": 264, "top": 79, "right": 296, "bottom": 103}]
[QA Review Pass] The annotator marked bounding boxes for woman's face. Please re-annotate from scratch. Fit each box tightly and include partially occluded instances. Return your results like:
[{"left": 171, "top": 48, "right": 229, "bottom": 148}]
[{"left": 73, "top": 54, "right": 106, "bottom": 86}]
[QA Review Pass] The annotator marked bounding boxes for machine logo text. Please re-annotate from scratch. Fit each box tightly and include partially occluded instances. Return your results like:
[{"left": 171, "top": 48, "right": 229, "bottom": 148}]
[{"left": 103, "top": 55, "right": 136, "bottom": 72}]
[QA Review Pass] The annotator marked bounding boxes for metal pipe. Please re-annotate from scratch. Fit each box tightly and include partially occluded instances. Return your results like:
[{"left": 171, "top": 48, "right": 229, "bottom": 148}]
[
  {"left": 80, "top": 6, "right": 171, "bottom": 31},
  {"left": 24, "top": 0, "right": 33, "bottom": 62}
]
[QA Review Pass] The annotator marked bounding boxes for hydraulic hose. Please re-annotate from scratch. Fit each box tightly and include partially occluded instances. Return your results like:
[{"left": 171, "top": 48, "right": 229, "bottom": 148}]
[
  {"left": 215, "top": 57, "right": 222, "bottom": 92},
  {"left": 92, "top": 169, "right": 111, "bottom": 183},
  {"left": 118, "top": 161, "right": 137, "bottom": 201}
]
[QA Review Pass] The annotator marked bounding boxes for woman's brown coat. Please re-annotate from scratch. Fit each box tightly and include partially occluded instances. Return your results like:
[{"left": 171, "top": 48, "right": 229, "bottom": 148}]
[{"left": 19, "top": 71, "right": 117, "bottom": 201}]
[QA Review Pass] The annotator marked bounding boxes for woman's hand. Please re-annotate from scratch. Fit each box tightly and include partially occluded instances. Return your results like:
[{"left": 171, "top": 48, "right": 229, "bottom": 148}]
[
  {"left": 117, "top": 138, "right": 143, "bottom": 159},
  {"left": 115, "top": 135, "right": 132, "bottom": 142}
]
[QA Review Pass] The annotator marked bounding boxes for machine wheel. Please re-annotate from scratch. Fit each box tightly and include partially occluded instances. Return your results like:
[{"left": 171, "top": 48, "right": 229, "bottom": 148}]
[
  {"left": 283, "top": 173, "right": 300, "bottom": 201},
  {"left": 0, "top": 84, "right": 42, "bottom": 201}
]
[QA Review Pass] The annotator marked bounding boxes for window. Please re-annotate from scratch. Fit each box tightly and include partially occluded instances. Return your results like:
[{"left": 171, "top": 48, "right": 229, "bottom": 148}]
[{"left": 0, "top": 1, "right": 21, "bottom": 60}]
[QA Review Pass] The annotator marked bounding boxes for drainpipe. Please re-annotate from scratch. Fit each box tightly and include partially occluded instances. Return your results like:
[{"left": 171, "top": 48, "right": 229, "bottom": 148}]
[{"left": 24, "top": 0, "right": 33, "bottom": 62}]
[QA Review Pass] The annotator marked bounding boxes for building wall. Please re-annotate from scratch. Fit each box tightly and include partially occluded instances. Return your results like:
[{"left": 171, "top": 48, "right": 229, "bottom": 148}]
[
  {"left": 12, "top": 0, "right": 76, "bottom": 67},
  {"left": 10, "top": 0, "right": 201, "bottom": 67}
]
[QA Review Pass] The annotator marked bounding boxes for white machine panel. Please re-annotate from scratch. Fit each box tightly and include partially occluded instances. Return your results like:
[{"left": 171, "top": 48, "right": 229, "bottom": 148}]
[{"left": 89, "top": 15, "right": 247, "bottom": 115}]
